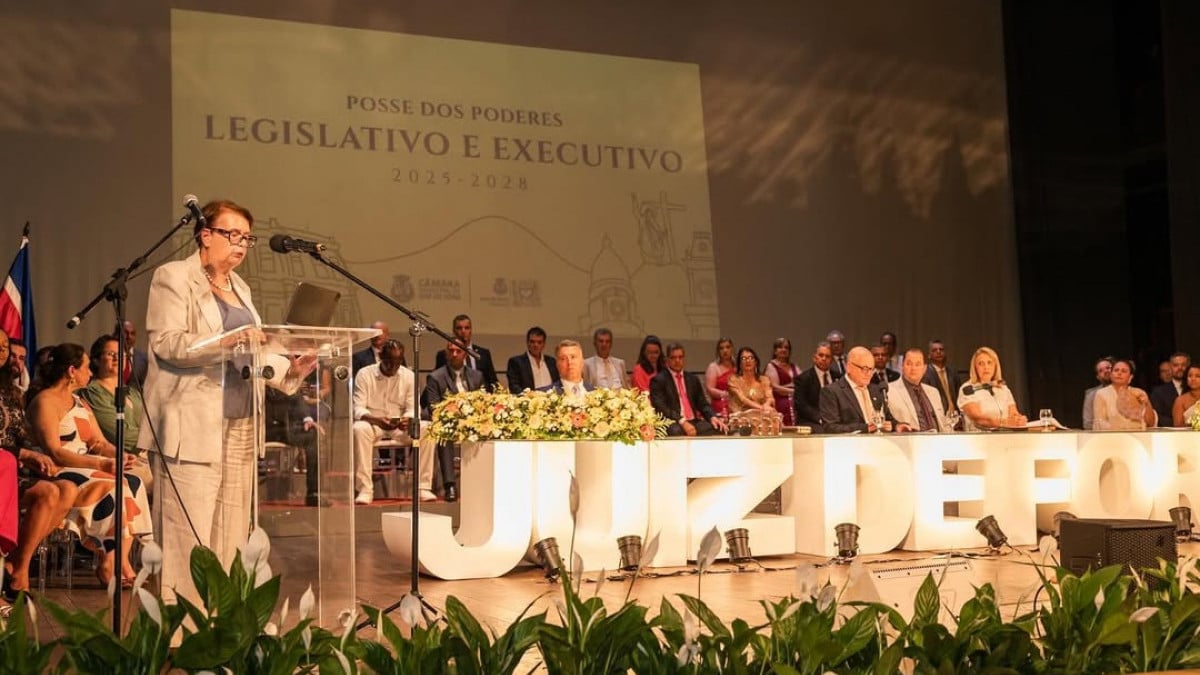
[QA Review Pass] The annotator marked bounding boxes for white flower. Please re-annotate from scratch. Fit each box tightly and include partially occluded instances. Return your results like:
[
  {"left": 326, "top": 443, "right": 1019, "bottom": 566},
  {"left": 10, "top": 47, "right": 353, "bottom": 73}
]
[
  {"left": 140, "top": 538, "right": 163, "bottom": 575},
  {"left": 240, "top": 527, "right": 271, "bottom": 572},
  {"left": 568, "top": 472, "right": 580, "bottom": 522},
  {"left": 299, "top": 585, "right": 315, "bottom": 620},
  {"left": 280, "top": 597, "right": 290, "bottom": 628},
  {"left": 1039, "top": 535, "right": 1058, "bottom": 566},
  {"left": 697, "top": 527, "right": 722, "bottom": 574},
  {"left": 264, "top": 621, "right": 279, "bottom": 636},
  {"left": 817, "top": 584, "right": 837, "bottom": 612},
  {"left": 1130, "top": 607, "right": 1159, "bottom": 623},
  {"left": 137, "top": 587, "right": 162, "bottom": 628},
  {"left": 1094, "top": 588, "right": 1105, "bottom": 611},
  {"left": 399, "top": 593, "right": 424, "bottom": 626},
  {"left": 796, "top": 563, "right": 819, "bottom": 601},
  {"left": 676, "top": 609, "right": 702, "bottom": 666}
]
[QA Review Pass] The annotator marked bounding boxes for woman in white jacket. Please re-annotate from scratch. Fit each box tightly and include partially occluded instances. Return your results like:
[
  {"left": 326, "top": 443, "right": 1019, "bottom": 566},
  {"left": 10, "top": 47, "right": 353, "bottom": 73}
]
[{"left": 140, "top": 199, "right": 311, "bottom": 605}]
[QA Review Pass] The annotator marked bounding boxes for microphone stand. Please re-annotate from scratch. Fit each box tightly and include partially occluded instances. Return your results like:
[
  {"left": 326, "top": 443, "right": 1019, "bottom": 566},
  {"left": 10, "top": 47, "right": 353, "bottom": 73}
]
[
  {"left": 65, "top": 209, "right": 197, "bottom": 633},
  {"left": 285, "top": 249, "right": 474, "bottom": 630}
]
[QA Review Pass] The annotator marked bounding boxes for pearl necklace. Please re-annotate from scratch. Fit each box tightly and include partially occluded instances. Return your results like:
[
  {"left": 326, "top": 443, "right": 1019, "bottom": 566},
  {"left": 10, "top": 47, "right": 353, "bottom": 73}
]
[{"left": 204, "top": 269, "right": 233, "bottom": 292}]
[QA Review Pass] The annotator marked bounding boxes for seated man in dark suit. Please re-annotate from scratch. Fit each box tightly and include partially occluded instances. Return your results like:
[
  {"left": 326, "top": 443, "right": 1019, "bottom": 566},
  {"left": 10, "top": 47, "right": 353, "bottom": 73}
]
[
  {"left": 869, "top": 345, "right": 900, "bottom": 385},
  {"left": 921, "top": 339, "right": 963, "bottom": 415},
  {"left": 1150, "top": 351, "right": 1190, "bottom": 426},
  {"left": 352, "top": 320, "right": 390, "bottom": 374},
  {"left": 793, "top": 341, "right": 834, "bottom": 427},
  {"left": 542, "top": 339, "right": 591, "bottom": 400},
  {"left": 650, "top": 342, "right": 728, "bottom": 437},
  {"left": 420, "top": 340, "right": 485, "bottom": 502},
  {"left": 435, "top": 314, "right": 499, "bottom": 392},
  {"left": 505, "top": 326, "right": 559, "bottom": 393},
  {"left": 264, "top": 377, "right": 325, "bottom": 506},
  {"left": 820, "top": 346, "right": 897, "bottom": 434}
]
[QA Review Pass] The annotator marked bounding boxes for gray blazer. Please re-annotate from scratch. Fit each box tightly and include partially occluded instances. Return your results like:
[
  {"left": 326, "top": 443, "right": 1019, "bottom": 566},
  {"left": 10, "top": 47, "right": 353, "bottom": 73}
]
[{"left": 138, "top": 251, "right": 291, "bottom": 462}]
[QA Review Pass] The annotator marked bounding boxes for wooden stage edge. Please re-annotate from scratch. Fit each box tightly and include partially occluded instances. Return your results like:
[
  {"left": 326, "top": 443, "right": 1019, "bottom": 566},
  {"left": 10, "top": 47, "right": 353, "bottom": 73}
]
[{"left": 31, "top": 531, "right": 1200, "bottom": 644}]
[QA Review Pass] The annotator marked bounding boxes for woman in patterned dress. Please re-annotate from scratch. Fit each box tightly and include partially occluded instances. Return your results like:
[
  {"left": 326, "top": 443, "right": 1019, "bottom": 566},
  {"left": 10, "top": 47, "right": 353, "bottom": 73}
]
[
  {"left": 1, "top": 329, "right": 76, "bottom": 599},
  {"left": 26, "top": 343, "right": 151, "bottom": 588}
]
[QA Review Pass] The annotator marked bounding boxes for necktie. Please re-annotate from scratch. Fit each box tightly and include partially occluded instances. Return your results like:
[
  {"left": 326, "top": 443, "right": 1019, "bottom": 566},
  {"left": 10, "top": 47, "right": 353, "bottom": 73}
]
[
  {"left": 676, "top": 371, "right": 695, "bottom": 420},
  {"left": 913, "top": 384, "right": 935, "bottom": 431},
  {"left": 937, "top": 368, "right": 955, "bottom": 412},
  {"left": 820, "top": 370, "right": 829, "bottom": 388},
  {"left": 605, "top": 359, "right": 614, "bottom": 387},
  {"left": 454, "top": 370, "right": 465, "bottom": 392},
  {"left": 856, "top": 385, "right": 873, "bottom": 422}
]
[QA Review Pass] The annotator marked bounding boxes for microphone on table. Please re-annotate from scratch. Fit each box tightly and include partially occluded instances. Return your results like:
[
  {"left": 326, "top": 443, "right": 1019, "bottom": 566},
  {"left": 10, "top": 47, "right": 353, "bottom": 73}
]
[
  {"left": 183, "top": 194, "right": 206, "bottom": 227},
  {"left": 269, "top": 234, "right": 327, "bottom": 254}
]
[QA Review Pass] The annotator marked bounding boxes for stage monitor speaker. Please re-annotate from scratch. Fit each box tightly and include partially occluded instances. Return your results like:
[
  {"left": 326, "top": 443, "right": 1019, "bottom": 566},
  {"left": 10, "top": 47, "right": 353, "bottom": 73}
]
[
  {"left": 841, "top": 556, "right": 974, "bottom": 626},
  {"left": 1059, "top": 518, "right": 1176, "bottom": 579}
]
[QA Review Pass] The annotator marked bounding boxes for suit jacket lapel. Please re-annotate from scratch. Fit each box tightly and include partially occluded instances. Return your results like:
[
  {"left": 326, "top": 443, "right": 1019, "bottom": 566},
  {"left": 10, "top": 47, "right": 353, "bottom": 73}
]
[
  {"left": 187, "top": 254, "right": 223, "bottom": 334},
  {"left": 840, "top": 380, "right": 865, "bottom": 423}
]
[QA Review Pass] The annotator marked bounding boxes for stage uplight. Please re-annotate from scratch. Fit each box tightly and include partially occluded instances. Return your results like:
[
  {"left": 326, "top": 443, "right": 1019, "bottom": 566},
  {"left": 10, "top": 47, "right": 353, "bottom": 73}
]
[
  {"left": 617, "top": 535, "right": 642, "bottom": 571},
  {"left": 533, "top": 537, "right": 563, "bottom": 579},
  {"left": 834, "top": 522, "right": 860, "bottom": 559},
  {"left": 1052, "top": 511, "right": 1077, "bottom": 539},
  {"left": 975, "top": 515, "right": 1008, "bottom": 550},
  {"left": 1170, "top": 506, "right": 1193, "bottom": 540},
  {"left": 724, "top": 528, "right": 752, "bottom": 564}
]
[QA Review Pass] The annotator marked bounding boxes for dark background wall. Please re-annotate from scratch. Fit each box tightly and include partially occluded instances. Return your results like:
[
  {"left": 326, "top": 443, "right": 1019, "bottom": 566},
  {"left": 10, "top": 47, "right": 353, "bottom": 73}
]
[{"left": 1005, "top": 0, "right": 1197, "bottom": 426}]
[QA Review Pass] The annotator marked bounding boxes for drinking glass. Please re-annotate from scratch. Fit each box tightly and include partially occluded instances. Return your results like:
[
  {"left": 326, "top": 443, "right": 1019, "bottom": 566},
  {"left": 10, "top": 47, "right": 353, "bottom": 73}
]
[
  {"left": 1039, "top": 408, "right": 1053, "bottom": 432},
  {"left": 945, "top": 410, "right": 961, "bottom": 432},
  {"left": 871, "top": 407, "right": 885, "bottom": 434}
]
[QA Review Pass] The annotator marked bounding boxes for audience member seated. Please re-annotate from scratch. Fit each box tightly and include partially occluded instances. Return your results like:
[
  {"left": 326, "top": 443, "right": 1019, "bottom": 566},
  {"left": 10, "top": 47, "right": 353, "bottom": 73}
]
[
  {"left": 582, "top": 327, "right": 629, "bottom": 391},
  {"left": 650, "top": 343, "right": 727, "bottom": 437},
  {"left": 792, "top": 341, "right": 833, "bottom": 427},
  {"left": 880, "top": 331, "right": 903, "bottom": 371},
  {"left": 26, "top": 343, "right": 152, "bottom": 589},
  {"left": 1158, "top": 360, "right": 1173, "bottom": 385},
  {"left": 1080, "top": 356, "right": 1113, "bottom": 430},
  {"left": 1093, "top": 359, "right": 1157, "bottom": 430},
  {"left": 819, "top": 346, "right": 896, "bottom": 434},
  {"left": 727, "top": 347, "right": 774, "bottom": 414},
  {"left": 957, "top": 346, "right": 1027, "bottom": 431},
  {"left": 352, "top": 320, "right": 390, "bottom": 374},
  {"left": 869, "top": 345, "right": 900, "bottom": 385},
  {"left": 1172, "top": 364, "right": 1200, "bottom": 427},
  {"left": 704, "top": 338, "right": 735, "bottom": 417},
  {"left": 9, "top": 339, "right": 29, "bottom": 393},
  {"left": 351, "top": 340, "right": 414, "bottom": 505},
  {"left": 921, "top": 339, "right": 962, "bottom": 415},
  {"left": 436, "top": 314, "right": 499, "bottom": 392},
  {"left": 420, "top": 341, "right": 484, "bottom": 503},
  {"left": 79, "top": 334, "right": 151, "bottom": 489},
  {"left": 505, "top": 326, "right": 558, "bottom": 393},
  {"left": 264, "top": 375, "right": 325, "bottom": 507},
  {"left": 631, "top": 335, "right": 665, "bottom": 393},
  {"left": 119, "top": 320, "right": 149, "bottom": 387},
  {"left": 1151, "top": 352, "right": 1190, "bottom": 427},
  {"left": 888, "top": 348, "right": 947, "bottom": 432},
  {"left": 0, "top": 330, "right": 77, "bottom": 600},
  {"left": 765, "top": 338, "right": 800, "bottom": 425},
  {"left": 826, "top": 330, "right": 847, "bottom": 380}
]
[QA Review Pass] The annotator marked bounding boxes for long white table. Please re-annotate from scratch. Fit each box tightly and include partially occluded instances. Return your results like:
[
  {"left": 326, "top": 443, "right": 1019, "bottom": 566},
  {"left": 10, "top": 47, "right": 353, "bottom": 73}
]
[{"left": 381, "top": 430, "right": 1199, "bottom": 579}]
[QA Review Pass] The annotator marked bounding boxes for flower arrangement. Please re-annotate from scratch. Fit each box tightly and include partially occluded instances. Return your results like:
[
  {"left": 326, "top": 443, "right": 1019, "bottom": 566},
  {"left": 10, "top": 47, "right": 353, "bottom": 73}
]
[
  {"left": 429, "top": 387, "right": 668, "bottom": 445},
  {"left": 1190, "top": 406, "right": 1200, "bottom": 431}
]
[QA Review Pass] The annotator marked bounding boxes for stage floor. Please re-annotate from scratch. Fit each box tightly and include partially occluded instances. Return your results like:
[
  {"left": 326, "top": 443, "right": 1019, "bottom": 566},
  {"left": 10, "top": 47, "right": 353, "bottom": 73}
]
[{"left": 28, "top": 505, "right": 1184, "bottom": 647}]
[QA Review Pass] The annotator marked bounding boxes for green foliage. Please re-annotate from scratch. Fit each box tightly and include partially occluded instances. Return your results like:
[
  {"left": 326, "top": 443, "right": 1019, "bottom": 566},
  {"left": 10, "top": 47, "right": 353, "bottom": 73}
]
[{"left": 12, "top": 549, "right": 1200, "bottom": 673}]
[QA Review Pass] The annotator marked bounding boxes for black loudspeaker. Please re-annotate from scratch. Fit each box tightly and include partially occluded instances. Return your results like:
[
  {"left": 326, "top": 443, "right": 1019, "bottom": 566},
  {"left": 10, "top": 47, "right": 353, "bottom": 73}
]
[{"left": 1059, "top": 518, "right": 1177, "bottom": 578}]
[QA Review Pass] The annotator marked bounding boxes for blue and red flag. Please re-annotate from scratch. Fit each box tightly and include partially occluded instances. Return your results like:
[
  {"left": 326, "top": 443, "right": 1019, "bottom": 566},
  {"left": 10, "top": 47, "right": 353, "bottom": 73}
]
[{"left": 0, "top": 223, "right": 36, "bottom": 371}]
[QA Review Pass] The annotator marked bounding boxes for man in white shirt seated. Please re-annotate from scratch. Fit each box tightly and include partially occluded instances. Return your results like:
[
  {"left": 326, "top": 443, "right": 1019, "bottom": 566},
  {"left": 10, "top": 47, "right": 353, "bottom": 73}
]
[
  {"left": 583, "top": 327, "right": 629, "bottom": 390},
  {"left": 888, "top": 348, "right": 947, "bottom": 432},
  {"left": 351, "top": 339, "right": 414, "bottom": 504}
]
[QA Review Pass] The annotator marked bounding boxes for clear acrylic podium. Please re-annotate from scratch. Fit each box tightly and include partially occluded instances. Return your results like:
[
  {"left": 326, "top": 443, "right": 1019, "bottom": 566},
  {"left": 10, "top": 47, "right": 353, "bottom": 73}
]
[{"left": 189, "top": 323, "right": 378, "bottom": 627}]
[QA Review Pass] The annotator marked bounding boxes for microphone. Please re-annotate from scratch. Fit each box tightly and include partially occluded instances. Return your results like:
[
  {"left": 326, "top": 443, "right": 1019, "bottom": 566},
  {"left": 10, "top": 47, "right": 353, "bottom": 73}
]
[
  {"left": 963, "top": 383, "right": 994, "bottom": 395},
  {"left": 184, "top": 194, "right": 206, "bottom": 227},
  {"left": 269, "top": 234, "right": 327, "bottom": 254}
]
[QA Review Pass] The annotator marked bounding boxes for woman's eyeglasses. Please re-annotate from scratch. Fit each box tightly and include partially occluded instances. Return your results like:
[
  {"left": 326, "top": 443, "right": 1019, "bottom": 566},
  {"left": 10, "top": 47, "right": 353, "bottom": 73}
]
[{"left": 207, "top": 227, "right": 258, "bottom": 247}]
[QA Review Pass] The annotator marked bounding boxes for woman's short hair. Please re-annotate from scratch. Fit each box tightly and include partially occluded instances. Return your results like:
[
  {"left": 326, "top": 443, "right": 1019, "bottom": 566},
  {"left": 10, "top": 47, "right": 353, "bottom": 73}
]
[
  {"left": 89, "top": 334, "right": 117, "bottom": 375},
  {"left": 193, "top": 199, "right": 254, "bottom": 247}
]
